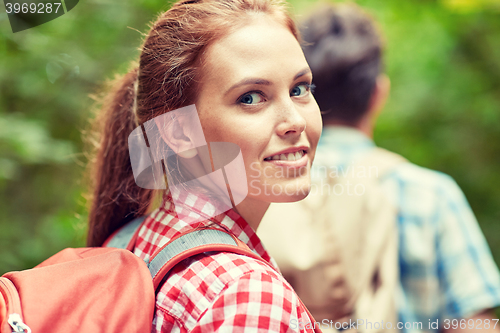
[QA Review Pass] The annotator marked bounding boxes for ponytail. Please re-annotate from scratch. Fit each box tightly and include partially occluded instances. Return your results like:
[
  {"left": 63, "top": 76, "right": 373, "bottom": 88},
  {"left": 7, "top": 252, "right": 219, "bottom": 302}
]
[{"left": 86, "top": 66, "right": 152, "bottom": 247}]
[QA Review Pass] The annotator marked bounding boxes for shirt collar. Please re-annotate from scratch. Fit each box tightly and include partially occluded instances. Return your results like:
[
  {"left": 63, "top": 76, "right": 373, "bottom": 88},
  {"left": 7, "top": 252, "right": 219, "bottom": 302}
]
[
  {"left": 319, "top": 125, "right": 375, "bottom": 149},
  {"left": 312, "top": 125, "right": 376, "bottom": 171},
  {"left": 158, "top": 189, "right": 275, "bottom": 266}
]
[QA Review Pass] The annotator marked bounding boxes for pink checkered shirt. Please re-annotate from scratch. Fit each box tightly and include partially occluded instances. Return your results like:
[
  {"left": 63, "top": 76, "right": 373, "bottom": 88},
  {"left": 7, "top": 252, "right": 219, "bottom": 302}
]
[{"left": 133, "top": 191, "right": 318, "bottom": 333}]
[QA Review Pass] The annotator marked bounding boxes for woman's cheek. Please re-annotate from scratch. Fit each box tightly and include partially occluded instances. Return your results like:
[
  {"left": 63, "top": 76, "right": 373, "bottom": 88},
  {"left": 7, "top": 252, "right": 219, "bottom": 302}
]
[{"left": 309, "top": 108, "right": 323, "bottom": 144}]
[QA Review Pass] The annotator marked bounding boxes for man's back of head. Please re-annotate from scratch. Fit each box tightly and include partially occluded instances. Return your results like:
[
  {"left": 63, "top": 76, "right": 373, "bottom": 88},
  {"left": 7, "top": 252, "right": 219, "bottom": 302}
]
[{"left": 301, "top": 3, "right": 383, "bottom": 126}]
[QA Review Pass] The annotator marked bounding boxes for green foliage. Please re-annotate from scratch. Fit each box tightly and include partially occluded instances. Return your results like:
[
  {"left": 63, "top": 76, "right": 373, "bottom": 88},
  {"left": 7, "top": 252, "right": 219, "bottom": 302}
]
[
  {"left": 0, "top": 0, "right": 499, "bottom": 284},
  {"left": 0, "top": 0, "right": 163, "bottom": 272}
]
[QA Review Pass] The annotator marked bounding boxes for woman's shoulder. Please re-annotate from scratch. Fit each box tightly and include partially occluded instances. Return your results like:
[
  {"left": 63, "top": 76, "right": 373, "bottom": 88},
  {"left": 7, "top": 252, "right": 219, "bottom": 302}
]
[
  {"left": 155, "top": 251, "right": 302, "bottom": 331},
  {"left": 160, "top": 250, "right": 285, "bottom": 302}
]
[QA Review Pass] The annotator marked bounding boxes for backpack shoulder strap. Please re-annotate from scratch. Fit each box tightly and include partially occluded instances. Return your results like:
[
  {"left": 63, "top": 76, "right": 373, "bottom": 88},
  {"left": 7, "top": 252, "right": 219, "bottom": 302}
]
[
  {"left": 147, "top": 227, "right": 263, "bottom": 290},
  {"left": 104, "top": 219, "right": 267, "bottom": 290}
]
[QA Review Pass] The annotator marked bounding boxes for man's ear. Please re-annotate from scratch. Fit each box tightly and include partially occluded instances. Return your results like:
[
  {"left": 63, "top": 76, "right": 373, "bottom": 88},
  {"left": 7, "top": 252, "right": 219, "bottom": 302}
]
[
  {"left": 367, "top": 74, "right": 391, "bottom": 118},
  {"left": 154, "top": 114, "right": 198, "bottom": 159}
]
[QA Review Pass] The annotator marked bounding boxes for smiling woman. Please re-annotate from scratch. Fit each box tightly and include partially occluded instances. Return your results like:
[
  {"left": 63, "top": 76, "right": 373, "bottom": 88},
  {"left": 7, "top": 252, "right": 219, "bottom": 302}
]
[
  {"left": 86, "top": 0, "right": 322, "bottom": 331},
  {"left": 196, "top": 15, "right": 321, "bottom": 229}
]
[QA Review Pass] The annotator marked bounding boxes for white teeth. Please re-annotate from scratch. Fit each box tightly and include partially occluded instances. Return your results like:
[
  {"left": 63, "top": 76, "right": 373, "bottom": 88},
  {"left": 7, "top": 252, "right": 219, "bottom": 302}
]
[{"left": 265, "top": 150, "right": 306, "bottom": 161}]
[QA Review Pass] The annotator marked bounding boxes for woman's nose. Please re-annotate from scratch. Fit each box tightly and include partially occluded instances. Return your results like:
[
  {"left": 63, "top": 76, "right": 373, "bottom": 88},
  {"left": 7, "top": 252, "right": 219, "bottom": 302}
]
[{"left": 276, "top": 101, "right": 307, "bottom": 137}]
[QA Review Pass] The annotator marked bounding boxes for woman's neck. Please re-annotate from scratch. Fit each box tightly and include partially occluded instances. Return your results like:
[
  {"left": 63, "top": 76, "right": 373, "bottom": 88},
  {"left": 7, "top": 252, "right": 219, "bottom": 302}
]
[{"left": 233, "top": 196, "right": 270, "bottom": 231}]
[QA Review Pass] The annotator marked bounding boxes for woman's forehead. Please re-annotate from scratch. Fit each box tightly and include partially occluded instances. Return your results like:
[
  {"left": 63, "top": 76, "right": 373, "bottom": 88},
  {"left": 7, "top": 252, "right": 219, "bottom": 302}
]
[{"left": 200, "top": 17, "right": 308, "bottom": 87}]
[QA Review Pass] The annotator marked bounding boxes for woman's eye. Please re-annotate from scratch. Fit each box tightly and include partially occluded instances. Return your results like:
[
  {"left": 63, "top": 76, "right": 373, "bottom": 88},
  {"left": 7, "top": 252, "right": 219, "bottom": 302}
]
[
  {"left": 291, "top": 83, "right": 313, "bottom": 97},
  {"left": 239, "top": 92, "right": 264, "bottom": 105}
]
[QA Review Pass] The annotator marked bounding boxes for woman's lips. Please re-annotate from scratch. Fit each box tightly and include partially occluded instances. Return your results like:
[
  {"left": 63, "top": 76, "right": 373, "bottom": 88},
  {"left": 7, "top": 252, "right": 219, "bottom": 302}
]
[{"left": 264, "top": 152, "right": 308, "bottom": 169}]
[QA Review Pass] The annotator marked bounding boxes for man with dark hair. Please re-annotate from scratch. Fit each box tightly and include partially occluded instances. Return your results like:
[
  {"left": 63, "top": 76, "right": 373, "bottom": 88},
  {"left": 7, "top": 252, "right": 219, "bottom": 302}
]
[
  {"left": 301, "top": 4, "right": 383, "bottom": 129},
  {"left": 259, "top": 4, "right": 500, "bottom": 333}
]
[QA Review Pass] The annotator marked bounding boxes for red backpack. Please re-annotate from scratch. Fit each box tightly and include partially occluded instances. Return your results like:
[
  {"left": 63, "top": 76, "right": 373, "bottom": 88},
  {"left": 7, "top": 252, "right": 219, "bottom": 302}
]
[{"left": 0, "top": 217, "right": 321, "bottom": 333}]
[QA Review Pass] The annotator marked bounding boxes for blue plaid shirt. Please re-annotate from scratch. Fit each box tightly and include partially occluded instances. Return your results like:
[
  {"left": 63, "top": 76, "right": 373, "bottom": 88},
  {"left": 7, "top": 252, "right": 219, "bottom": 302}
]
[{"left": 317, "top": 126, "right": 500, "bottom": 332}]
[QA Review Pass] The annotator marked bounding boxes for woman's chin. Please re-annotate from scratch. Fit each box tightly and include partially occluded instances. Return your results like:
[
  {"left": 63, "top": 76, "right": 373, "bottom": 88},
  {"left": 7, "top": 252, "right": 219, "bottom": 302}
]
[
  {"left": 256, "top": 183, "right": 311, "bottom": 203},
  {"left": 277, "top": 189, "right": 310, "bottom": 203}
]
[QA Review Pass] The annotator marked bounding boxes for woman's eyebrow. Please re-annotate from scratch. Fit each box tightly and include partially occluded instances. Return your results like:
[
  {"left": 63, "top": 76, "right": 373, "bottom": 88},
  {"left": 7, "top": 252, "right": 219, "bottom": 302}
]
[
  {"left": 294, "top": 67, "right": 312, "bottom": 80},
  {"left": 224, "top": 78, "right": 271, "bottom": 96},
  {"left": 224, "top": 68, "right": 312, "bottom": 97}
]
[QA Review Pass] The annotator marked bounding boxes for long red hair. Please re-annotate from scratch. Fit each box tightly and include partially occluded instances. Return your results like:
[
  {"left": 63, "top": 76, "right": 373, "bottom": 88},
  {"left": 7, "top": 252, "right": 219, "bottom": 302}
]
[{"left": 86, "top": 0, "right": 299, "bottom": 246}]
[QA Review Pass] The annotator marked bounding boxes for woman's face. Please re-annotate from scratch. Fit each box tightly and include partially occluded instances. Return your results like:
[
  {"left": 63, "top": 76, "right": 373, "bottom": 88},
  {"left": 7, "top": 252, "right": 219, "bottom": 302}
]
[{"left": 196, "top": 15, "right": 322, "bottom": 207}]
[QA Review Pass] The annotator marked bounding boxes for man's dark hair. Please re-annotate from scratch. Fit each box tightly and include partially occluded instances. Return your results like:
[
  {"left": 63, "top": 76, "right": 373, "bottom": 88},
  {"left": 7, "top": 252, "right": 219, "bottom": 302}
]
[{"left": 301, "top": 4, "right": 383, "bottom": 125}]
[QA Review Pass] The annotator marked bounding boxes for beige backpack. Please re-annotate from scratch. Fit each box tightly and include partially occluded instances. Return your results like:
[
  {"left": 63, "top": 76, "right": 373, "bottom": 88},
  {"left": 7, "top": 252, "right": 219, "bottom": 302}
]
[{"left": 258, "top": 148, "right": 406, "bottom": 332}]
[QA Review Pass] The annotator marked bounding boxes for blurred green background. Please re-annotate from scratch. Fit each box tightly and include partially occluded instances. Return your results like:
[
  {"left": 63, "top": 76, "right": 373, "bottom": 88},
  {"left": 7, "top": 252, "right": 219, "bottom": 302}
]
[{"left": 0, "top": 0, "right": 499, "bottom": 277}]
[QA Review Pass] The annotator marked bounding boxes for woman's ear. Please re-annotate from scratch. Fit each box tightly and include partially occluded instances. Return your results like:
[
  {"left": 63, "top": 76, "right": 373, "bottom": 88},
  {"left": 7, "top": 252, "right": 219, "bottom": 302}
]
[{"left": 154, "top": 114, "right": 198, "bottom": 159}]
